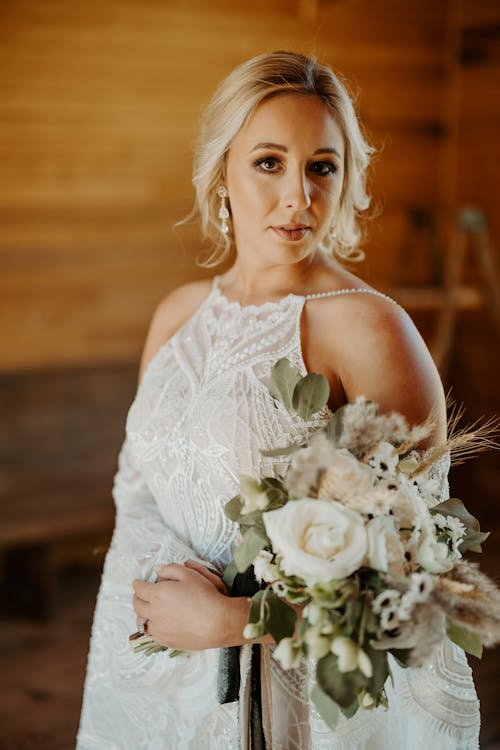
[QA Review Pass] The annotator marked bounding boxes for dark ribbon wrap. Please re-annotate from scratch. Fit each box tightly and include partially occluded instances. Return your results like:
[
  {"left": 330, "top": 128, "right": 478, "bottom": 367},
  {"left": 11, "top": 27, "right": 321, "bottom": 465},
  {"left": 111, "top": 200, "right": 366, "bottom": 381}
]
[{"left": 216, "top": 566, "right": 266, "bottom": 750}]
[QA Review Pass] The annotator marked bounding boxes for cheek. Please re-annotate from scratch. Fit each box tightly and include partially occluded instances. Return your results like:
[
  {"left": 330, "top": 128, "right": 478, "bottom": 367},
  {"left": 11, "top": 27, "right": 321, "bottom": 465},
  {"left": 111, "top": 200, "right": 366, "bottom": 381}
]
[{"left": 229, "top": 175, "right": 276, "bottom": 219}]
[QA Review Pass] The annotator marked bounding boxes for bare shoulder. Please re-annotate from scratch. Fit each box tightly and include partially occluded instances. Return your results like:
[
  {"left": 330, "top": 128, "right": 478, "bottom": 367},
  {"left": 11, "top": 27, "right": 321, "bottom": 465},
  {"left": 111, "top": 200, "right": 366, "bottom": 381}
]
[
  {"left": 138, "top": 278, "right": 213, "bottom": 384},
  {"left": 306, "top": 284, "right": 447, "bottom": 443}
]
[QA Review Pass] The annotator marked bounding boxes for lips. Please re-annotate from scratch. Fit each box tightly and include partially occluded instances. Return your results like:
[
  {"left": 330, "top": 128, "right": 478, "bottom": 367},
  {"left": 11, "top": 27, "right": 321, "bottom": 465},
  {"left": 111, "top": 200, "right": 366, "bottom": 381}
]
[{"left": 272, "top": 225, "right": 310, "bottom": 242}]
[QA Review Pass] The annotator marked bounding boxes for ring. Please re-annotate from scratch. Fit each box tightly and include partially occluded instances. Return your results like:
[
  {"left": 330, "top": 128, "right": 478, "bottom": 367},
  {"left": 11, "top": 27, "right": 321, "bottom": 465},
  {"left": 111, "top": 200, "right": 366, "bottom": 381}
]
[{"left": 137, "top": 623, "right": 145, "bottom": 635}]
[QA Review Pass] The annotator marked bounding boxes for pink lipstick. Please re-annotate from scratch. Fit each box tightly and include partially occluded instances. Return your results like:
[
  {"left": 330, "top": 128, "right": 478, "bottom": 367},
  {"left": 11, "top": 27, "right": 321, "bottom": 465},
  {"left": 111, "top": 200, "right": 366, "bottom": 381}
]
[{"left": 272, "top": 225, "right": 310, "bottom": 242}]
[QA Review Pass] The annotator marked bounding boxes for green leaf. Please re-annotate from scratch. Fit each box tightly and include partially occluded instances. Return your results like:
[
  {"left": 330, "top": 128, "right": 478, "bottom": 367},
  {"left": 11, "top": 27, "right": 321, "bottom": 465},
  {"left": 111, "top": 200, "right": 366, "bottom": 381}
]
[
  {"left": 446, "top": 619, "right": 483, "bottom": 658},
  {"left": 292, "top": 373, "right": 330, "bottom": 420},
  {"left": 260, "top": 444, "right": 303, "bottom": 458},
  {"left": 311, "top": 684, "right": 341, "bottom": 728},
  {"left": 340, "top": 699, "right": 359, "bottom": 719},
  {"left": 316, "top": 653, "right": 367, "bottom": 709},
  {"left": 323, "top": 404, "right": 347, "bottom": 444},
  {"left": 262, "top": 589, "right": 297, "bottom": 643},
  {"left": 460, "top": 529, "right": 490, "bottom": 554},
  {"left": 398, "top": 459, "right": 419, "bottom": 474},
  {"left": 233, "top": 527, "right": 267, "bottom": 572},
  {"left": 388, "top": 648, "right": 412, "bottom": 668},
  {"left": 268, "top": 358, "right": 301, "bottom": 411},
  {"left": 431, "top": 498, "right": 490, "bottom": 554},
  {"left": 224, "top": 495, "right": 243, "bottom": 521},
  {"left": 364, "top": 644, "right": 389, "bottom": 698},
  {"left": 223, "top": 561, "right": 238, "bottom": 591}
]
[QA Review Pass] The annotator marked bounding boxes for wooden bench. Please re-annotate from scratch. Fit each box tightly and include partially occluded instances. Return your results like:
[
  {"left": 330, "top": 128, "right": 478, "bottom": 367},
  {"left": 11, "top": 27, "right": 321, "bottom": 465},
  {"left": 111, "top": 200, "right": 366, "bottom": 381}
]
[{"left": 0, "top": 361, "right": 137, "bottom": 618}]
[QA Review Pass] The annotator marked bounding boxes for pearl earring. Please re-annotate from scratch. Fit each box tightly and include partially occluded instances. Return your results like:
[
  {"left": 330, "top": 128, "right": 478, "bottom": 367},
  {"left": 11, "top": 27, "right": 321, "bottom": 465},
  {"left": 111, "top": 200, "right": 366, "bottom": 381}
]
[{"left": 217, "top": 186, "right": 230, "bottom": 235}]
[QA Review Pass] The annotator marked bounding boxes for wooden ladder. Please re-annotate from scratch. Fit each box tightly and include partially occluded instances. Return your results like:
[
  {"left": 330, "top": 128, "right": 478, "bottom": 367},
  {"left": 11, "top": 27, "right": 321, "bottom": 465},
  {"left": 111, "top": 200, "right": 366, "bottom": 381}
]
[{"left": 393, "top": 207, "right": 500, "bottom": 375}]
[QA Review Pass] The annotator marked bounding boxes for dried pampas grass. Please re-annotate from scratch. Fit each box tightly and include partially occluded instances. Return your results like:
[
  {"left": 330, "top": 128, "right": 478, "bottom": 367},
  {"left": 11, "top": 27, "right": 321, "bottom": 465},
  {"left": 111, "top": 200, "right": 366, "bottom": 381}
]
[{"left": 434, "top": 560, "right": 500, "bottom": 648}]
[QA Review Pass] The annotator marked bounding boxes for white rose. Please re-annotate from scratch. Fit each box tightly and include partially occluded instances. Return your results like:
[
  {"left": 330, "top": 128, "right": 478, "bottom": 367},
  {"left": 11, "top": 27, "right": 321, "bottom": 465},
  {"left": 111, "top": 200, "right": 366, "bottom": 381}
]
[
  {"left": 324, "top": 449, "right": 374, "bottom": 502},
  {"left": 366, "top": 516, "right": 405, "bottom": 575},
  {"left": 240, "top": 475, "right": 269, "bottom": 514},
  {"left": 263, "top": 499, "right": 367, "bottom": 586},
  {"left": 274, "top": 637, "right": 302, "bottom": 670}
]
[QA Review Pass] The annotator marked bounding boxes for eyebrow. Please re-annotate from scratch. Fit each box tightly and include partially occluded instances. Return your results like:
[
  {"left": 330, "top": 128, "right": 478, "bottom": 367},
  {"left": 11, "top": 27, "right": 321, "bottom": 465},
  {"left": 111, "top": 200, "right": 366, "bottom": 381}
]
[{"left": 250, "top": 142, "right": 342, "bottom": 158}]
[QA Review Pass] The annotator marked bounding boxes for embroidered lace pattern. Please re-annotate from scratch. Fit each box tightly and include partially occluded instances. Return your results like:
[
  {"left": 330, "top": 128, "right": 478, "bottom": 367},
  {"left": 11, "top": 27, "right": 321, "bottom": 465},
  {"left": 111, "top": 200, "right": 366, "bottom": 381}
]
[{"left": 77, "top": 279, "right": 480, "bottom": 749}]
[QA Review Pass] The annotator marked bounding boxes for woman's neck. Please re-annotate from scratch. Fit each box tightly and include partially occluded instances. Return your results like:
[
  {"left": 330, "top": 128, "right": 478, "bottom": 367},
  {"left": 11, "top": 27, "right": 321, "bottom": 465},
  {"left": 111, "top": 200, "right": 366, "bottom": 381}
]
[{"left": 219, "top": 252, "right": 337, "bottom": 303}]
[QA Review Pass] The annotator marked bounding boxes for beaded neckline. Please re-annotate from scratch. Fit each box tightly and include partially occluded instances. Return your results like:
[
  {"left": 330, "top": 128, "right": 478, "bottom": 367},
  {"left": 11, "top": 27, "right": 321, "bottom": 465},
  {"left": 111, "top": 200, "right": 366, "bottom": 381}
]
[{"left": 211, "top": 275, "right": 398, "bottom": 311}]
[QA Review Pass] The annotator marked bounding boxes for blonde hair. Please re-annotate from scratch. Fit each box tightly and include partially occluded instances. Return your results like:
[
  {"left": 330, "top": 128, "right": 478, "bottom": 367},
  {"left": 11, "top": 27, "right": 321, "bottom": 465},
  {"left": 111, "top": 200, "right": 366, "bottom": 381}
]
[{"left": 190, "top": 50, "right": 375, "bottom": 267}]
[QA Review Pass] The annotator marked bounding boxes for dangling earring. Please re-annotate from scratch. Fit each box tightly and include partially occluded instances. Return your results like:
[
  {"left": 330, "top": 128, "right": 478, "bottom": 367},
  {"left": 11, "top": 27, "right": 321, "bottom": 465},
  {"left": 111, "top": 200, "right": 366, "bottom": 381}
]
[{"left": 217, "top": 186, "right": 230, "bottom": 235}]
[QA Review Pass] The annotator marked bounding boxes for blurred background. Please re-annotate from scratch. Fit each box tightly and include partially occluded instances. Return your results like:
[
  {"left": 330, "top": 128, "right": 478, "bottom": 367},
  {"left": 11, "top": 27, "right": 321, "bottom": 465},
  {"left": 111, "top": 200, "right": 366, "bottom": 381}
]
[{"left": 0, "top": 0, "right": 499, "bottom": 748}]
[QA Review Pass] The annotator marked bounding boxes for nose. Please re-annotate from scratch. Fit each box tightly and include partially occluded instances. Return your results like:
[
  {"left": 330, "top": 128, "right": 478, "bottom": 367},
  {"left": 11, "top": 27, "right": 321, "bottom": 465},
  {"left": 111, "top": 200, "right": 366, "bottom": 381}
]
[{"left": 281, "top": 167, "right": 312, "bottom": 210}]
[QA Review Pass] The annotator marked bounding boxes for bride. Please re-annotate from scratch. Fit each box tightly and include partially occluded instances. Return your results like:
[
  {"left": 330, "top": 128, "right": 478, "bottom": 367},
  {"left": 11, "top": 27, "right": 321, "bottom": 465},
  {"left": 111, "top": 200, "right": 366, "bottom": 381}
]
[{"left": 77, "top": 51, "right": 480, "bottom": 748}]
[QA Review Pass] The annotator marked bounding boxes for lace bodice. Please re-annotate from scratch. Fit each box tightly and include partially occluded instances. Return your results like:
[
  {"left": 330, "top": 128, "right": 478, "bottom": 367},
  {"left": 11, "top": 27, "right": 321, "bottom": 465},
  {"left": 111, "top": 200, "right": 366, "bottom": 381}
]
[{"left": 77, "top": 279, "right": 480, "bottom": 749}]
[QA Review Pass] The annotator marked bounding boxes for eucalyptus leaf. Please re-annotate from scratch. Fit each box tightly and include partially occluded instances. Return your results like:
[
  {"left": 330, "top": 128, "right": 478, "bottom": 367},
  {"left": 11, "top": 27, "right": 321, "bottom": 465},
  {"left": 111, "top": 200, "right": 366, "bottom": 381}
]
[
  {"left": 388, "top": 648, "right": 412, "bottom": 668},
  {"left": 397, "top": 459, "right": 419, "bottom": 474},
  {"left": 269, "top": 358, "right": 301, "bottom": 411},
  {"left": 260, "top": 444, "right": 303, "bottom": 458},
  {"left": 233, "top": 527, "right": 267, "bottom": 572},
  {"left": 311, "top": 684, "right": 341, "bottom": 728},
  {"left": 224, "top": 495, "right": 243, "bottom": 522},
  {"left": 262, "top": 589, "right": 297, "bottom": 643},
  {"left": 340, "top": 699, "right": 359, "bottom": 719},
  {"left": 446, "top": 619, "right": 483, "bottom": 658},
  {"left": 364, "top": 644, "right": 389, "bottom": 698},
  {"left": 261, "top": 476, "right": 289, "bottom": 504},
  {"left": 431, "top": 497, "right": 479, "bottom": 528},
  {"left": 323, "top": 404, "right": 347, "bottom": 444},
  {"left": 292, "top": 373, "right": 330, "bottom": 420},
  {"left": 316, "top": 653, "right": 366, "bottom": 708},
  {"left": 460, "top": 529, "right": 490, "bottom": 554},
  {"left": 431, "top": 498, "right": 490, "bottom": 554},
  {"left": 223, "top": 561, "right": 239, "bottom": 590}
]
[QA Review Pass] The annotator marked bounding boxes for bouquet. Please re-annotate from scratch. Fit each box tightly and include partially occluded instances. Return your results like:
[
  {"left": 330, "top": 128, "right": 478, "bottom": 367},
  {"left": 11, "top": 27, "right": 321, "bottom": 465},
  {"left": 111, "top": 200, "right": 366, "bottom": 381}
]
[{"left": 224, "top": 358, "right": 500, "bottom": 727}]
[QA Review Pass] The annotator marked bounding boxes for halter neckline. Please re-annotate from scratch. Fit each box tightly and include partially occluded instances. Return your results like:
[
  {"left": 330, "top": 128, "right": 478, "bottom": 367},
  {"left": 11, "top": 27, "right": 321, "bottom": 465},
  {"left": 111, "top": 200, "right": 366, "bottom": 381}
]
[{"left": 211, "top": 275, "right": 398, "bottom": 311}]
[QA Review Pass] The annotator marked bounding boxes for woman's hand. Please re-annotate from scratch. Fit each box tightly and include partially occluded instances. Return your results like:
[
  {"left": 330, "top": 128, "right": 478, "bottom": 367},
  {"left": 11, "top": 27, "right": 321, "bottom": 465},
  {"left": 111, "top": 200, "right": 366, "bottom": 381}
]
[{"left": 132, "top": 560, "right": 249, "bottom": 650}]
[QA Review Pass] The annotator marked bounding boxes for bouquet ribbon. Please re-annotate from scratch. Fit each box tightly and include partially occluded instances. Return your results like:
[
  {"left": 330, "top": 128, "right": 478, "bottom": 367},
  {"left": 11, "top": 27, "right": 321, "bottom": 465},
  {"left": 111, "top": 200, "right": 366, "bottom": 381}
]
[{"left": 217, "top": 567, "right": 269, "bottom": 750}]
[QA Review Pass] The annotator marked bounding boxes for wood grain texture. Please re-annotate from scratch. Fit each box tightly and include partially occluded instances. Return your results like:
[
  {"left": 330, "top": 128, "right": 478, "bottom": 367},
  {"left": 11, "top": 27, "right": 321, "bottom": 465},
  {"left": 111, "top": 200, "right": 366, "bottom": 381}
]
[{"left": 0, "top": 0, "right": 449, "bottom": 371}]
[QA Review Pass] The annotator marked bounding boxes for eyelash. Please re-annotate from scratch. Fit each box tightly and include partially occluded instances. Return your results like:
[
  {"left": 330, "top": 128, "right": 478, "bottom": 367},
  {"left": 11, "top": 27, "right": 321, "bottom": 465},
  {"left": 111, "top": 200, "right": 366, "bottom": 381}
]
[{"left": 253, "top": 157, "right": 337, "bottom": 176}]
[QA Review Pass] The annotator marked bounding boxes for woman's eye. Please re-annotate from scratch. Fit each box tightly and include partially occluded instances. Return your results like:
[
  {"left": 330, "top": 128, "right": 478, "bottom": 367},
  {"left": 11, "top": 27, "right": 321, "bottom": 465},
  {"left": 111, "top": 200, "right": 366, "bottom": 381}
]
[
  {"left": 310, "top": 161, "right": 337, "bottom": 176},
  {"left": 254, "top": 157, "right": 281, "bottom": 173}
]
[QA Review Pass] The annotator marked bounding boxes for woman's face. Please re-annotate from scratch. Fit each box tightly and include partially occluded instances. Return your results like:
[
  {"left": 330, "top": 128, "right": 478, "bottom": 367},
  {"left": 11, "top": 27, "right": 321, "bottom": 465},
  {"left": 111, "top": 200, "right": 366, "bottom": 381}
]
[{"left": 225, "top": 93, "right": 345, "bottom": 269}]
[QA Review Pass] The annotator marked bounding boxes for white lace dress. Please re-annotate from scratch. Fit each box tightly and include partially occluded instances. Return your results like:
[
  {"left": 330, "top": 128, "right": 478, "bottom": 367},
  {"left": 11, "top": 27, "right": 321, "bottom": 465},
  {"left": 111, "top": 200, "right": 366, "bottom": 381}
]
[{"left": 77, "top": 278, "right": 480, "bottom": 749}]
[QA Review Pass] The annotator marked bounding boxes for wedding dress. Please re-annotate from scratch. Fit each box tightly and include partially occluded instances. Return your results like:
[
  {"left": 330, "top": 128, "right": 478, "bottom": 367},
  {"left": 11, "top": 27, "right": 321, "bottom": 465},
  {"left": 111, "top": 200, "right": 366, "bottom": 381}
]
[{"left": 77, "top": 277, "right": 480, "bottom": 749}]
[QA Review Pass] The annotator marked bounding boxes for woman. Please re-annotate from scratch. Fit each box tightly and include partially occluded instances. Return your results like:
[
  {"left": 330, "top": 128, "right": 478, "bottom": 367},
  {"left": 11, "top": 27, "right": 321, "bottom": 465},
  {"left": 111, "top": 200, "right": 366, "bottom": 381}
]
[{"left": 77, "top": 51, "right": 480, "bottom": 749}]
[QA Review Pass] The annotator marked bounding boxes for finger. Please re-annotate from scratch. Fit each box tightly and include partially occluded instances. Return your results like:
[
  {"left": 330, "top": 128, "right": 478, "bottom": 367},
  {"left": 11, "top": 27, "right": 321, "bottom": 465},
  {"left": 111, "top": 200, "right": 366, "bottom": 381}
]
[
  {"left": 153, "top": 563, "right": 185, "bottom": 581},
  {"left": 132, "top": 578, "right": 159, "bottom": 601},
  {"left": 184, "top": 560, "right": 228, "bottom": 594},
  {"left": 133, "top": 593, "right": 151, "bottom": 619}
]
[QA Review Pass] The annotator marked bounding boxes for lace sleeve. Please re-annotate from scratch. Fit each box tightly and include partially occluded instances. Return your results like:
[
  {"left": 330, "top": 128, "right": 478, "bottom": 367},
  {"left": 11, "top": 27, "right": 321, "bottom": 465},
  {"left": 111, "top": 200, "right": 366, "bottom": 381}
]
[{"left": 109, "top": 435, "right": 204, "bottom": 574}]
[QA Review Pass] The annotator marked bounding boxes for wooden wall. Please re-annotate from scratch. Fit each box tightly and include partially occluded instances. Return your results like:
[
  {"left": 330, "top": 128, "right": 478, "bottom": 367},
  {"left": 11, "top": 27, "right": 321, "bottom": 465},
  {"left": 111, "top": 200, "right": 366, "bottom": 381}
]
[{"left": 0, "top": 0, "right": 452, "bottom": 371}]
